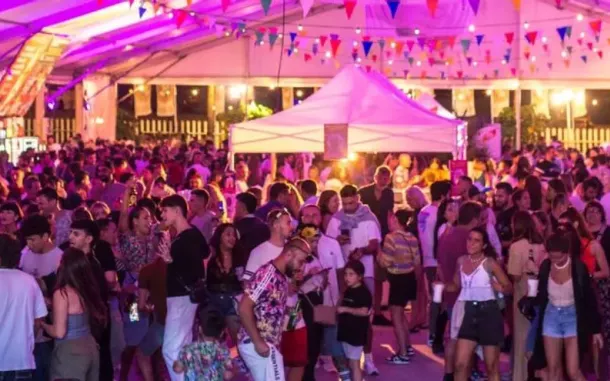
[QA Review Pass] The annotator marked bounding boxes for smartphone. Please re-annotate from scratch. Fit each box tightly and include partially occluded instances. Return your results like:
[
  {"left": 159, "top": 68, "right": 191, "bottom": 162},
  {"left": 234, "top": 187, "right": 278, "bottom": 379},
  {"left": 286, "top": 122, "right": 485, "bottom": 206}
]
[
  {"left": 129, "top": 302, "right": 139, "bottom": 322},
  {"left": 218, "top": 201, "right": 224, "bottom": 213}
]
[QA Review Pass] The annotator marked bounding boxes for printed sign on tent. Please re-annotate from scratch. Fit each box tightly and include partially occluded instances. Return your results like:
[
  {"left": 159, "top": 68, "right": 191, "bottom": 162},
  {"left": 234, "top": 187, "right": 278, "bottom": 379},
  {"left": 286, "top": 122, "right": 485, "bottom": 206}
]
[
  {"left": 449, "top": 160, "right": 468, "bottom": 196},
  {"left": 474, "top": 124, "right": 502, "bottom": 160},
  {"left": 324, "top": 123, "right": 348, "bottom": 160}
]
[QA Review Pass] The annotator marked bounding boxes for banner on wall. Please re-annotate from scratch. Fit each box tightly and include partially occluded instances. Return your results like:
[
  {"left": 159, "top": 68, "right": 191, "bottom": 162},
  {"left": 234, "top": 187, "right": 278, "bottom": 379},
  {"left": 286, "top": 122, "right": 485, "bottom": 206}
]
[
  {"left": 450, "top": 160, "right": 468, "bottom": 196},
  {"left": 324, "top": 123, "right": 348, "bottom": 160},
  {"left": 474, "top": 123, "right": 502, "bottom": 160}
]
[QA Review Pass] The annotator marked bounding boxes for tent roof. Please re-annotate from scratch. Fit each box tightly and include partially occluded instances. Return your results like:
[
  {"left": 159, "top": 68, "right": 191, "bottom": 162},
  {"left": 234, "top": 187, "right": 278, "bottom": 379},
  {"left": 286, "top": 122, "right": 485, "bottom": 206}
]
[
  {"left": 231, "top": 65, "right": 462, "bottom": 153},
  {"left": 416, "top": 93, "right": 455, "bottom": 119}
]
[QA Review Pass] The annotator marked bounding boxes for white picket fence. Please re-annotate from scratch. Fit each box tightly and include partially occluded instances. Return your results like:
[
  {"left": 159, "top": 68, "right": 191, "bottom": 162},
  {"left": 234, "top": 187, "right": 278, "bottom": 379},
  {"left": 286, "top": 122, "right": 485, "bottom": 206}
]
[{"left": 544, "top": 127, "right": 610, "bottom": 152}]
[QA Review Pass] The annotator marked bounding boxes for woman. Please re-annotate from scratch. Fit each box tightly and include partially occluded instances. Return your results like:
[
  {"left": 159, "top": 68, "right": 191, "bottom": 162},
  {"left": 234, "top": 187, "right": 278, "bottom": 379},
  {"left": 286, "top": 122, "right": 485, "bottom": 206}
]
[
  {"left": 42, "top": 248, "right": 108, "bottom": 381},
  {"left": 435, "top": 199, "right": 460, "bottom": 241},
  {"left": 444, "top": 227, "right": 512, "bottom": 381},
  {"left": 507, "top": 211, "right": 546, "bottom": 381},
  {"left": 0, "top": 201, "right": 22, "bottom": 237},
  {"left": 206, "top": 223, "right": 244, "bottom": 343},
  {"left": 91, "top": 202, "right": 111, "bottom": 221},
  {"left": 512, "top": 189, "right": 532, "bottom": 212},
  {"left": 524, "top": 176, "right": 544, "bottom": 212},
  {"left": 532, "top": 233, "right": 604, "bottom": 381},
  {"left": 378, "top": 209, "right": 420, "bottom": 364},
  {"left": 318, "top": 190, "right": 340, "bottom": 233},
  {"left": 532, "top": 211, "right": 552, "bottom": 240}
]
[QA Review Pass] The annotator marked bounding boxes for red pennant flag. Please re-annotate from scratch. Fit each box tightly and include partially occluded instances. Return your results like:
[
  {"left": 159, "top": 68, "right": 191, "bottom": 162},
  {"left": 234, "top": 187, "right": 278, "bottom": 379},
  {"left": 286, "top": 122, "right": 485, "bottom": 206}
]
[
  {"left": 511, "top": 68, "right": 517, "bottom": 76},
  {"left": 372, "top": 54, "right": 378, "bottom": 62},
  {"left": 447, "top": 36, "right": 456, "bottom": 48},
  {"left": 365, "top": 65, "right": 372, "bottom": 73},
  {"left": 426, "top": 0, "right": 438, "bottom": 17},
  {"left": 590, "top": 20, "right": 602, "bottom": 34},
  {"left": 428, "top": 57, "right": 435, "bottom": 66},
  {"left": 175, "top": 10, "right": 187, "bottom": 28},
  {"left": 457, "top": 70, "right": 463, "bottom": 79},
  {"left": 588, "top": 42, "right": 594, "bottom": 51},
  {"left": 129, "top": 0, "right": 135, "bottom": 7},
  {"left": 330, "top": 39, "right": 341, "bottom": 57},
  {"left": 505, "top": 32, "right": 514, "bottom": 44},
  {"left": 421, "top": 70, "right": 427, "bottom": 79},
  {"left": 524, "top": 51, "right": 530, "bottom": 60},
  {"left": 344, "top": 0, "right": 356, "bottom": 19},
  {"left": 564, "top": 59, "right": 570, "bottom": 68},
  {"left": 439, "top": 51, "right": 445, "bottom": 59},
  {"left": 319, "top": 36, "right": 328, "bottom": 47},
  {"left": 406, "top": 40, "right": 415, "bottom": 51},
  {"left": 599, "top": 50, "right": 604, "bottom": 59},
  {"left": 485, "top": 54, "right": 491, "bottom": 64},
  {"left": 555, "top": 0, "right": 562, "bottom": 7},
  {"left": 153, "top": 2, "right": 161, "bottom": 13},
  {"left": 97, "top": 0, "right": 103, "bottom": 5},
  {"left": 525, "top": 31, "right": 538, "bottom": 45},
  {"left": 543, "top": 44, "right": 549, "bottom": 52},
  {"left": 577, "top": 38, "right": 583, "bottom": 45},
  {"left": 304, "top": 53, "right": 312, "bottom": 62},
  {"left": 386, "top": 51, "right": 392, "bottom": 59},
  {"left": 221, "top": 0, "right": 230, "bottom": 11}
]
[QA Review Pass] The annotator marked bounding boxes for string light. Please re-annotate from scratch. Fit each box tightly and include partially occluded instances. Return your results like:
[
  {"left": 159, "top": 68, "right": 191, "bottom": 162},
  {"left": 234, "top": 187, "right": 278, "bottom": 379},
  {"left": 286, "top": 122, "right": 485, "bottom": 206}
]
[
  {"left": 523, "top": 21, "right": 530, "bottom": 29},
  {"left": 414, "top": 28, "right": 420, "bottom": 35},
  {"left": 561, "top": 50, "right": 568, "bottom": 58},
  {"left": 353, "top": 41, "right": 358, "bottom": 47},
  {"left": 325, "top": 51, "right": 332, "bottom": 58},
  {"left": 577, "top": 13, "right": 584, "bottom": 21},
  {"left": 531, "top": 55, "right": 536, "bottom": 62},
  {"left": 416, "top": 60, "right": 422, "bottom": 66},
  {"left": 297, "top": 24, "right": 303, "bottom": 31},
  {"left": 502, "top": 59, "right": 507, "bottom": 65},
  {"left": 593, "top": 99, "right": 599, "bottom": 106},
  {"left": 541, "top": 36, "right": 548, "bottom": 43},
  {"left": 485, "top": 89, "right": 492, "bottom": 96},
  {"left": 388, "top": 60, "right": 393, "bottom": 65},
  {"left": 580, "top": 31, "right": 586, "bottom": 38},
  {"left": 355, "top": 27, "right": 361, "bottom": 34},
  {"left": 296, "top": 90, "right": 304, "bottom": 98},
  {"left": 468, "top": 24, "right": 475, "bottom": 33}
]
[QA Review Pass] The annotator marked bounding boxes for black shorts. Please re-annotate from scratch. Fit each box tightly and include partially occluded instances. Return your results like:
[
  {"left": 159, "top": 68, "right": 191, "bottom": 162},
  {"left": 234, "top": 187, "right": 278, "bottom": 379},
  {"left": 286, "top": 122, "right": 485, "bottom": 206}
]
[
  {"left": 387, "top": 272, "right": 417, "bottom": 307},
  {"left": 457, "top": 300, "right": 505, "bottom": 346}
]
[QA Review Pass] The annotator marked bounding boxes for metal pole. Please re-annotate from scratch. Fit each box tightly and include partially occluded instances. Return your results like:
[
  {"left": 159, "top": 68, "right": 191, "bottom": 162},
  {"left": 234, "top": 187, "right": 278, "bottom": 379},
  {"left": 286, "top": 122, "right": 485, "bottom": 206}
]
[{"left": 515, "top": 87, "right": 522, "bottom": 150}]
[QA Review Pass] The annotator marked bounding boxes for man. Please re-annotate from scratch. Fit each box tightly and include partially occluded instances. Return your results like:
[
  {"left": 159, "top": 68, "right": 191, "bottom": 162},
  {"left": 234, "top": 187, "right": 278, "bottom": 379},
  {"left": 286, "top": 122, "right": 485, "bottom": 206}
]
[
  {"left": 188, "top": 189, "right": 218, "bottom": 243},
  {"left": 300, "top": 179, "right": 319, "bottom": 207},
  {"left": 456, "top": 176, "right": 473, "bottom": 201},
  {"left": 359, "top": 166, "right": 394, "bottom": 326},
  {"left": 571, "top": 177, "right": 601, "bottom": 212},
  {"left": 244, "top": 208, "right": 293, "bottom": 281},
  {"left": 186, "top": 150, "right": 211, "bottom": 184},
  {"left": 160, "top": 194, "right": 209, "bottom": 381},
  {"left": 237, "top": 238, "right": 312, "bottom": 381},
  {"left": 436, "top": 201, "right": 483, "bottom": 381},
  {"left": 535, "top": 146, "right": 561, "bottom": 181},
  {"left": 254, "top": 182, "right": 291, "bottom": 221},
  {"left": 37, "top": 187, "right": 72, "bottom": 246},
  {"left": 0, "top": 234, "right": 48, "bottom": 381},
  {"left": 493, "top": 182, "right": 513, "bottom": 218},
  {"left": 69, "top": 219, "right": 117, "bottom": 380},
  {"left": 417, "top": 180, "right": 452, "bottom": 346},
  {"left": 93, "top": 164, "right": 128, "bottom": 209},
  {"left": 234, "top": 192, "right": 270, "bottom": 266},
  {"left": 327, "top": 184, "right": 381, "bottom": 375},
  {"left": 235, "top": 161, "right": 250, "bottom": 194},
  {"left": 83, "top": 148, "right": 98, "bottom": 179},
  {"left": 393, "top": 153, "right": 412, "bottom": 190},
  {"left": 23, "top": 175, "right": 42, "bottom": 203},
  {"left": 551, "top": 193, "right": 570, "bottom": 230}
]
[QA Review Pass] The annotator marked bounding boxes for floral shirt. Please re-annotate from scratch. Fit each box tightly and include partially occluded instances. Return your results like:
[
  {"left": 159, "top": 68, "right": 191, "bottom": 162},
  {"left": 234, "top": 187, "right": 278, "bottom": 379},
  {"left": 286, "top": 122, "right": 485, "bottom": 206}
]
[
  {"left": 177, "top": 340, "right": 231, "bottom": 381},
  {"left": 54, "top": 210, "right": 72, "bottom": 246},
  {"left": 237, "top": 262, "right": 288, "bottom": 347},
  {"left": 119, "top": 223, "right": 170, "bottom": 273}
]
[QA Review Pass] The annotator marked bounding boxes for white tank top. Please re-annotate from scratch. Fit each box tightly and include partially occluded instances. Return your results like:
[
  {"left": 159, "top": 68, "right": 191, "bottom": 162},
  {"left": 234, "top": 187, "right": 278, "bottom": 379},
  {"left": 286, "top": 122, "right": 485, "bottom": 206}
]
[
  {"left": 548, "top": 277, "right": 574, "bottom": 307},
  {"left": 457, "top": 258, "right": 497, "bottom": 302}
]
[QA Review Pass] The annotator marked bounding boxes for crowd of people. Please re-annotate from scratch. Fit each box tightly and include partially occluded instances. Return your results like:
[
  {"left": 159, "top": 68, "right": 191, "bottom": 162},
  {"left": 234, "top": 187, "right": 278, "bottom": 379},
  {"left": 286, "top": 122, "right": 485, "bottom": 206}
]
[{"left": 2, "top": 136, "right": 610, "bottom": 381}]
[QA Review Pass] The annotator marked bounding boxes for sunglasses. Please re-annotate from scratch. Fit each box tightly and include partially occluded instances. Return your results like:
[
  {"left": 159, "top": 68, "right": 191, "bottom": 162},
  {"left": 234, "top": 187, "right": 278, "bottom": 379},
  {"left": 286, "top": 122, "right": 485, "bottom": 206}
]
[{"left": 267, "top": 208, "right": 290, "bottom": 223}]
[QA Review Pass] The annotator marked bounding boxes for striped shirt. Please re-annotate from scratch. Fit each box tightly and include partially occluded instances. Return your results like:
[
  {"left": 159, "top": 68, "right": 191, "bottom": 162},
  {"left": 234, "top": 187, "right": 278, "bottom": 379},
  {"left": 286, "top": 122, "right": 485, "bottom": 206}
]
[{"left": 381, "top": 230, "right": 421, "bottom": 275}]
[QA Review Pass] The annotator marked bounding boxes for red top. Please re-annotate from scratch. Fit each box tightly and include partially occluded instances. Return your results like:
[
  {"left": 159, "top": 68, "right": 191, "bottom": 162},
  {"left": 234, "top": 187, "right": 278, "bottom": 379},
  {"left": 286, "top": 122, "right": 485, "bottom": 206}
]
[{"left": 580, "top": 238, "right": 596, "bottom": 275}]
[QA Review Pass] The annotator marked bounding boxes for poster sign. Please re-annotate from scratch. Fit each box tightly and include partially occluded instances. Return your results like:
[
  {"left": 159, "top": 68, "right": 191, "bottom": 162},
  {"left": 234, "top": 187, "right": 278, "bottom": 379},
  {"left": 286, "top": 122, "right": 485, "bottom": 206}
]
[
  {"left": 449, "top": 160, "right": 468, "bottom": 196},
  {"left": 474, "top": 123, "right": 502, "bottom": 160},
  {"left": 324, "top": 123, "right": 348, "bottom": 160}
]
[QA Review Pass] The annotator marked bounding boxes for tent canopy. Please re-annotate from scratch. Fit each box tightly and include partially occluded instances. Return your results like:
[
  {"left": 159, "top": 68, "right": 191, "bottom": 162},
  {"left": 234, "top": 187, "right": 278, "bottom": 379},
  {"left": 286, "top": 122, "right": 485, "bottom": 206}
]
[
  {"left": 231, "top": 65, "right": 462, "bottom": 154},
  {"left": 416, "top": 93, "right": 455, "bottom": 120}
]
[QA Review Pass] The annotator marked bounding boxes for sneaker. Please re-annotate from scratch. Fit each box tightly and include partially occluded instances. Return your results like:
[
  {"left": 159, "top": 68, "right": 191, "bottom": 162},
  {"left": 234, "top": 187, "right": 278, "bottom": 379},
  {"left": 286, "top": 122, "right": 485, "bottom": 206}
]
[
  {"left": 406, "top": 346, "right": 415, "bottom": 357},
  {"left": 364, "top": 359, "right": 380, "bottom": 376},
  {"left": 386, "top": 354, "right": 410, "bottom": 364},
  {"left": 372, "top": 314, "right": 392, "bottom": 326},
  {"left": 322, "top": 358, "right": 337, "bottom": 373}
]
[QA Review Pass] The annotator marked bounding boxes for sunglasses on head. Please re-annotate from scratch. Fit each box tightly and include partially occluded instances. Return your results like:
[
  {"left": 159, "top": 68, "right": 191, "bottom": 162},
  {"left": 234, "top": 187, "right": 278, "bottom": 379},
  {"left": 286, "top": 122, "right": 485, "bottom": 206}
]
[{"left": 267, "top": 208, "right": 290, "bottom": 222}]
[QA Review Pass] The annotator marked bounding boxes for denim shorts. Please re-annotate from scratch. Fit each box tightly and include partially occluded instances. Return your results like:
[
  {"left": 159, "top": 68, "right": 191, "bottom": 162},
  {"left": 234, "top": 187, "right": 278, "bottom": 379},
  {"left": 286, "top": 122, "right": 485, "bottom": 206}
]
[
  {"left": 543, "top": 304, "right": 577, "bottom": 338},
  {"left": 208, "top": 293, "right": 238, "bottom": 317}
]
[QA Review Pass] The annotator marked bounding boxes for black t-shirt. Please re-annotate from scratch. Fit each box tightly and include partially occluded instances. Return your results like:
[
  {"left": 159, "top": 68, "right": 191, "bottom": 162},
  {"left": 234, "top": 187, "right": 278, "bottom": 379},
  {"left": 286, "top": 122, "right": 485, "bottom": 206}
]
[
  {"left": 536, "top": 159, "right": 561, "bottom": 179},
  {"left": 166, "top": 227, "right": 210, "bottom": 297},
  {"left": 337, "top": 284, "right": 372, "bottom": 346},
  {"left": 206, "top": 256, "right": 243, "bottom": 294},
  {"left": 359, "top": 184, "right": 394, "bottom": 239},
  {"left": 495, "top": 206, "right": 516, "bottom": 258},
  {"left": 88, "top": 240, "right": 117, "bottom": 302}
]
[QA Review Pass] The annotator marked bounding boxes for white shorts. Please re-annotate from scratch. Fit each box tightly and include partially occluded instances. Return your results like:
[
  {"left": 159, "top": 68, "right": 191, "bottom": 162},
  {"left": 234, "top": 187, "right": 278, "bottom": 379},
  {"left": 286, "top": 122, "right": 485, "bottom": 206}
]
[
  {"left": 238, "top": 341, "right": 285, "bottom": 381},
  {"left": 341, "top": 342, "right": 363, "bottom": 361}
]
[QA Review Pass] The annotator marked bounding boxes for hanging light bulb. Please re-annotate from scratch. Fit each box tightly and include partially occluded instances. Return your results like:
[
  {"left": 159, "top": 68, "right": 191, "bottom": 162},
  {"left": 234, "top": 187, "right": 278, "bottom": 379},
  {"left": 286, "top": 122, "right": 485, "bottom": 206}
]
[
  {"left": 523, "top": 21, "right": 530, "bottom": 29},
  {"left": 414, "top": 28, "right": 420, "bottom": 35},
  {"left": 577, "top": 13, "right": 584, "bottom": 21},
  {"left": 355, "top": 27, "right": 361, "bottom": 34},
  {"left": 297, "top": 24, "right": 303, "bottom": 31},
  {"left": 468, "top": 24, "right": 476, "bottom": 33}
]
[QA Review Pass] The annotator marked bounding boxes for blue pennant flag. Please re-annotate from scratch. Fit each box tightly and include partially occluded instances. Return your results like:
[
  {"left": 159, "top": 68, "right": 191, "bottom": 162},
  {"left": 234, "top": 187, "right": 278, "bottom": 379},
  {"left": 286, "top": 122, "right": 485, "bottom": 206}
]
[
  {"left": 362, "top": 40, "right": 373, "bottom": 57},
  {"left": 386, "top": 0, "right": 400, "bottom": 18},
  {"left": 475, "top": 34, "right": 484, "bottom": 46}
]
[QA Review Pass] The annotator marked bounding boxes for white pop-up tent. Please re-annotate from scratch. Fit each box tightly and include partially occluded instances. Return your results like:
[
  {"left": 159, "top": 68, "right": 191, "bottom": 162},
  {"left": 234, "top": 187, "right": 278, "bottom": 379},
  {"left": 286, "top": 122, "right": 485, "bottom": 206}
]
[
  {"left": 416, "top": 93, "right": 456, "bottom": 120},
  {"left": 230, "top": 65, "right": 463, "bottom": 156}
]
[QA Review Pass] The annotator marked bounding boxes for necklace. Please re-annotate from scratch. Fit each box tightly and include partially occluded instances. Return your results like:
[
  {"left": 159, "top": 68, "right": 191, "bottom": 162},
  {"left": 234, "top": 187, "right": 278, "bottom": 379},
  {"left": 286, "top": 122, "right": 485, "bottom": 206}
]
[
  {"left": 469, "top": 255, "right": 485, "bottom": 264},
  {"left": 553, "top": 257, "right": 571, "bottom": 270}
]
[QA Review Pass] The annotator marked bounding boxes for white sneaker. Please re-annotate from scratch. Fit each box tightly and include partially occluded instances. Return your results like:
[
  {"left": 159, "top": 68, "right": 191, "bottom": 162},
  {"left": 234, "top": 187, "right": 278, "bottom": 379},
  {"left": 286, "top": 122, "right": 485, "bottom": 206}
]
[
  {"left": 364, "top": 359, "right": 380, "bottom": 376},
  {"left": 321, "top": 356, "right": 338, "bottom": 373}
]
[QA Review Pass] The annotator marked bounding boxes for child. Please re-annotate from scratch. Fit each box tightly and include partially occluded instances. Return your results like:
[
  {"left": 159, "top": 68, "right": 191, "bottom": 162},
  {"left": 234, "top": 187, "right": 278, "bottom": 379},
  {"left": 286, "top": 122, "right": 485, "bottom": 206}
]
[
  {"left": 337, "top": 260, "right": 372, "bottom": 381},
  {"left": 173, "top": 308, "right": 233, "bottom": 381}
]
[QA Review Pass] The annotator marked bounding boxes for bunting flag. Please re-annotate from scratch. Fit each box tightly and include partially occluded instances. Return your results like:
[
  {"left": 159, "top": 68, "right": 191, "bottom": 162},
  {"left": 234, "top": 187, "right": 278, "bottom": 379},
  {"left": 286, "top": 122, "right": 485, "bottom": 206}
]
[
  {"left": 344, "top": 0, "right": 356, "bottom": 19},
  {"left": 304, "top": 53, "right": 312, "bottom": 62},
  {"left": 448, "top": 36, "right": 456, "bottom": 48},
  {"left": 567, "top": 46, "right": 573, "bottom": 54},
  {"left": 319, "top": 35, "right": 327, "bottom": 47},
  {"left": 175, "top": 10, "right": 187, "bottom": 28},
  {"left": 577, "top": 37, "right": 583, "bottom": 45},
  {"left": 268, "top": 28, "right": 279, "bottom": 47},
  {"left": 466, "top": 57, "right": 473, "bottom": 66},
  {"left": 547, "top": 62, "right": 553, "bottom": 69},
  {"left": 312, "top": 43, "right": 319, "bottom": 55},
  {"left": 476, "top": 35, "right": 484, "bottom": 46},
  {"left": 505, "top": 32, "right": 514, "bottom": 44},
  {"left": 186, "top": 0, "right": 192, "bottom": 6},
  {"left": 153, "top": 1, "right": 161, "bottom": 13},
  {"left": 417, "top": 37, "right": 426, "bottom": 50},
  {"left": 428, "top": 57, "right": 435, "bottom": 66},
  {"left": 362, "top": 40, "right": 373, "bottom": 57},
  {"left": 406, "top": 40, "right": 415, "bottom": 52},
  {"left": 365, "top": 65, "right": 372, "bottom": 73},
  {"left": 524, "top": 51, "right": 530, "bottom": 60},
  {"left": 255, "top": 29, "right": 265, "bottom": 45},
  {"left": 290, "top": 32, "right": 297, "bottom": 43},
  {"left": 512, "top": 0, "right": 520, "bottom": 10},
  {"left": 598, "top": 50, "right": 604, "bottom": 59},
  {"left": 403, "top": 51, "right": 409, "bottom": 59},
  {"left": 408, "top": 57, "right": 414, "bottom": 66},
  {"left": 330, "top": 33, "right": 339, "bottom": 40},
  {"left": 287, "top": 49, "right": 293, "bottom": 57},
  {"left": 138, "top": 5, "right": 146, "bottom": 18},
  {"left": 555, "top": 0, "right": 562, "bottom": 8},
  {"left": 457, "top": 71, "right": 464, "bottom": 79},
  {"left": 221, "top": 0, "right": 230, "bottom": 11},
  {"left": 129, "top": 0, "right": 135, "bottom": 7},
  {"left": 421, "top": 71, "right": 427, "bottom": 79},
  {"left": 260, "top": 0, "right": 271, "bottom": 14},
  {"left": 460, "top": 39, "right": 471, "bottom": 53},
  {"left": 525, "top": 31, "right": 538, "bottom": 45},
  {"left": 581, "top": 55, "right": 588, "bottom": 63},
  {"left": 378, "top": 39, "right": 386, "bottom": 50},
  {"left": 427, "top": 38, "right": 436, "bottom": 52},
  {"left": 468, "top": 0, "right": 480, "bottom": 14},
  {"left": 330, "top": 39, "right": 341, "bottom": 57},
  {"left": 387, "top": 0, "right": 400, "bottom": 18},
  {"left": 557, "top": 26, "right": 569, "bottom": 43},
  {"left": 426, "top": 0, "right": 438, "bottom": 17},
  {"left": 543, "top": 43, "right": 549, "bottom": 52},
  {"left": 587, "top": 42, "right": 594, "bottom": 51},
  {"left": 372, "top": 54, "right": 378, "bottom": 62},
  {"left": 511, "top": 68, "right": 517, "bottom": 76},
  {"left": 590, "top": 19, "right": 602, "bottom": 35},
  {"left": 403, "top": 70, "right": 409, "bottom": 78},
  {"left": 564, "top": 58, "right": 570, "bottom": 68},
  {"left": 395, "top": 41, "right": 404, "bottom": 56}
]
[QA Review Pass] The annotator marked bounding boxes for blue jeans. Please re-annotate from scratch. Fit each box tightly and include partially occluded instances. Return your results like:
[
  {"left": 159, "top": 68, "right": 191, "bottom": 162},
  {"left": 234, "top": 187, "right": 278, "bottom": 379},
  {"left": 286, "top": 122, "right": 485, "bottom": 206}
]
[
  {"left": 33, "top": 341, "right": 52, "bottom": 381},
  {"left": 543, "top": 304, "right": 577, "bottom": 338},
  {"left": 526, "top": 306, "right": 540, "bottom": 353}
]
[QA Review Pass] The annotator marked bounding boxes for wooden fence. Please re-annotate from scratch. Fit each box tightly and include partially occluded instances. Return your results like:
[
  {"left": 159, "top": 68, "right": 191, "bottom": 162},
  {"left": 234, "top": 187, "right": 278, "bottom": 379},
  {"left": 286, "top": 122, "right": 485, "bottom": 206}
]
[
  {"left": 24, "top": 117, "right": 76, "bottom": 144},
  {"left": 544, "top": 127, "right": 610, "bottom": 153}
]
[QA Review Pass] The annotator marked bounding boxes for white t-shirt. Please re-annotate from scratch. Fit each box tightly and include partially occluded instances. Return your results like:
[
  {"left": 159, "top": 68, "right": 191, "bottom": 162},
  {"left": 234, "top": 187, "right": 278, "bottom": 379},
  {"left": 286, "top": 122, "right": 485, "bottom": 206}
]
[
  {"left": 326, "top": 216, "right": 381, "bottom": 278},
  {"left": 418, "top": 203, "right": 438, "bottom": 268},
  {"left": 19, "top": 247, "right": 63, "bottom": 278},
  {"left": 243, "top": 240, "right": 283, "bottom": 281},
  {"left": 0, "top": 269, "right": 48, "bottom": 371},
  {"left": 300, "top": 235, "right": 345, "bottom": 306}
]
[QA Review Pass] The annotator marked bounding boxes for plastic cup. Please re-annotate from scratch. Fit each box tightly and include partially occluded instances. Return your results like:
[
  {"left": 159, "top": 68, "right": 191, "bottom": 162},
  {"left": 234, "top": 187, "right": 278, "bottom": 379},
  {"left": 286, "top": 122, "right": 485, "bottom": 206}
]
[
  {"left": 432, "top": 283, "right": 445, "bottom": 303},
  {"left": 527, "top": 279, "right": 539, "bottom": 297}
]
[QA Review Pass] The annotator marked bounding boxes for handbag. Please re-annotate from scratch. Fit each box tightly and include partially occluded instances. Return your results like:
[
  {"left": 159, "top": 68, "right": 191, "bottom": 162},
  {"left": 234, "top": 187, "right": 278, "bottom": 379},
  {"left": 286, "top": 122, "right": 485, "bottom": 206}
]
[
  {"left": 302, "top": 292, "right": 337, "bottom": 325},
  {"left": 179, "top": 276, "right": 209, "bottom": 305},
  {"left": 518, "top": 248, "right": 539, "bottom": 321}
]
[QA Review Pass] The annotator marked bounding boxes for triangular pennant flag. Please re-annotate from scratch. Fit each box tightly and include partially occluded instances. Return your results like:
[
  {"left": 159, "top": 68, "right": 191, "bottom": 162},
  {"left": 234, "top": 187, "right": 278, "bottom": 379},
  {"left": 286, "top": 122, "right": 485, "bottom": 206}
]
[
  {"left": 129, "top": 0, "right": 135, "bottom": 7},
  {"left": 466, "top": 57, "right": 473, "bottom": 66},
  {"left": 330, "top": 34, "right": 339, "bottom": 41},
  {"left": 255, "top": 30, "right": 265, "bottom": 45},
  {"left": 428, "top": 57, "right": 435, "bottom": 66},
  {"left": 590, "top": 20, "right": 602, "bottom": 34},
  {"left": 417, "top": 37, "right": 426, "bottom": 50},
  {"left": 564, "top": 58, "right": 570, "bottom": 68},
  {"left": 581, "top": 55, "right": 588, "bottom": 63},
  {"left": 138, "top": 6, "right": 146, "bottom": 18},
  {"left": 440, "top": 72, "right": 445, "bottom": 80},
  {"left": 596, "top": 35, "right": 601, "bottom": 43},
  {"left": 290, "top": 32, "right": 297, "bottom": 43},
  {"left": 312, "top": 43, "right": 319, "bottom": 55},
  {"left": 460, "top": 39, "right": 471, "bottom": 53},
  {"left": 504, "top": 54, "right": 510, "bottom": 62},
  {"left": 304, "top": 53, "right": 312, "bottom": 62},
  {"left": 319, "top": 36, "right": 328, "bottom": 47},
  {"left": 287, "top": 49, "right": 293, "bottom": 57},
  {"left": 330, "top": 39, "right": 341, "bottom": 57},
  {"left": 439, "top": 51, "right": 445, "bottom": 59},
  {"left": 420, "top": 70, "right": 427, "bottom": 79},
  {"left": 505, "top": 32, "right": 514, "bottom": 44},
  {"left": 175, "top": 10, "right": 188, "bottom": 28},
  {"left": 494, "top": 69, "right": 499, "bottom": 77},
  {"left": 598, "top": 50, "right": 604, "bottom": 59},
  {"left": 403, "top": 70, "right": 409, "bottom": 78},
  {"left": 97, "top": 0, "right": 103, "bottom": 5},
  {"left": 556, "top": 0, "right": 562, "bottom": 8},
  {"left": 403, "top": 51, "right": 410, "bottom": 59},
  {"left": 365, "top": 65, "right": 372, "bottom": 73},
  {"left": 448, "top": 36, "right": 456, "bottom": 48},
  {"left": 406, "top": 40, "right": 415, "bottom": 52},
  {"left": 408, "top": 57, "right": 414, "bottom": 66},
  {"left": 511, "top": 68, "right": 517, "bottom": 76},
  {"left": 426, "top": 0, "right": 438, "bottom": 17},
  {"left": 547, "top": 62, "right": 553, "bottom": 69},
  {"left": 387, "top": 0, "right": 400, "bottom": 18},
  {"left": 385, "top": 50, "right": 392, "bottom": 59},
  {"left": 577, "top": 38, "right": 583, "bottom": 45},
  {"left": 475, "top": 35, "right": 484, "bottom": 46},
  {"left": 557, "top": 26, "right": 569, "bottom": 42},
  {"left": 378, "top": 39, "right": 386, "bottom": 50},
  {"left": 566, "top": 26, "right": 573, "bottom": 38},
  {"left": 362, "top": 40, "right": 373, "bottom": 57},
  {"left": 153, "top": 1, "right": 160, "bottom": 13},
  {"left": 186, "top": 0, "right": 192, "bottom": 5},
  {"left": 567, "top": 46, "right": 573, "bottom": 54},
  {"left": 587, "top": 42, "right": 594, "bottom": 51},
  {"left": 221, "top": 0, "right": 231, "bottom": 11},
  {"left": 469, "top": 0, "right": 480, "bottom": 14},
  {"left": 372, "top": 54, "right": 378, "bottom": 62},
  {"left": 512, "top": 0, "right": 520, "bottom": 10},
  {"left": 395, "top": 41, "right": 404, "bottom": 56},
  {"left": 269, "top": 33, "right": 279, "bottom": 47},
  {"left": 260, "top": 0, "right": 271, "bottom": 14},
  {"left": 529, "top": 63, "right": 536, "bottom": 74},
  {"left": 524, "top": 51, "right": 530, "bottom": 60},
  {"left": 344, "top": 0, "right": 356, "bottom": 19},
  {"left": 525, "top": 31, "right": 538, "bottom": 45},
  {"left": 457, "top": 70, "right": 463, "bottom": 79},
  {"left": 543, "top": 44, "right": 549, "bottom": 52},
  {"left": 427, "top": 38, "right": 436, "bottom": 52}
]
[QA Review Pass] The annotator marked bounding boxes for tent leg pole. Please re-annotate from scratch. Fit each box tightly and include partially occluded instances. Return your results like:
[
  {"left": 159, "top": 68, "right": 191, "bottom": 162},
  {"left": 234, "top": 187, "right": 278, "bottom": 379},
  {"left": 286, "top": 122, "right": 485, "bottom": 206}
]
[{"left": 515, "top": 88, "right": 522, "bottom": 150}]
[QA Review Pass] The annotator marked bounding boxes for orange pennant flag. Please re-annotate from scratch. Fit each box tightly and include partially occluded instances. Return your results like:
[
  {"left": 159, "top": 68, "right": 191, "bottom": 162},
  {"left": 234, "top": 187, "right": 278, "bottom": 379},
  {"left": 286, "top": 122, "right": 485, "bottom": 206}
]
[{"left": 512, "top": 0, "right": 520, "bottom": 10}]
